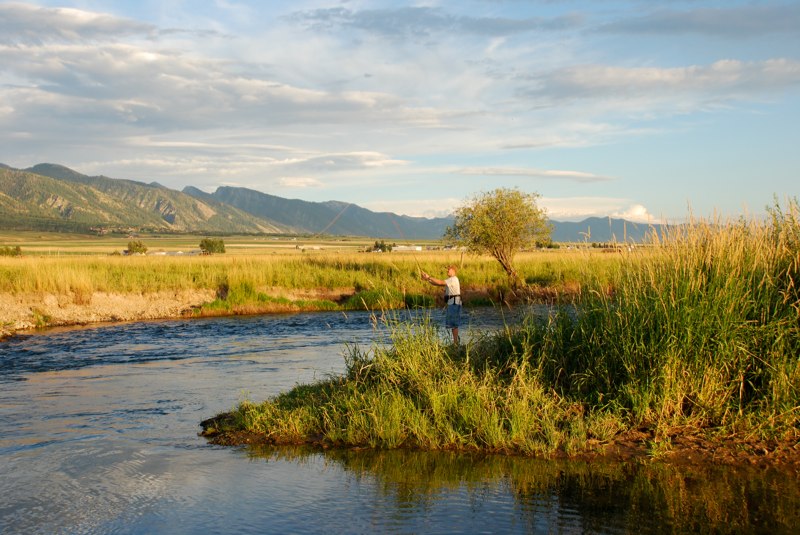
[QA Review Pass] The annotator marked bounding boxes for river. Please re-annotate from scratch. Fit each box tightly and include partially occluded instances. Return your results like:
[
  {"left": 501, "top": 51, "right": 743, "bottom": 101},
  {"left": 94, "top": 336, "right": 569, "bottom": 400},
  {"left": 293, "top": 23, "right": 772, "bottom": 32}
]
[{"left": 1, "top": 310, "right": 797, "bottom": 534}]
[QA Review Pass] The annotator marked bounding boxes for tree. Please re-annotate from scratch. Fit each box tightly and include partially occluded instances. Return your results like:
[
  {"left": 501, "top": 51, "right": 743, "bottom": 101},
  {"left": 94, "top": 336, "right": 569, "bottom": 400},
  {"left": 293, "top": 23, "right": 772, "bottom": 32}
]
[
  {"left": 200, "top": 238, "right": 226, "bottom": 254},
  {"left": 371, "top": 239, "right": 392, "bottom": 252},
  {"left": 445, "top": 188, "right": 551, "bottom": 281},
  {"left": 127, "top": 240, "right": 148, "bottom": 255}
]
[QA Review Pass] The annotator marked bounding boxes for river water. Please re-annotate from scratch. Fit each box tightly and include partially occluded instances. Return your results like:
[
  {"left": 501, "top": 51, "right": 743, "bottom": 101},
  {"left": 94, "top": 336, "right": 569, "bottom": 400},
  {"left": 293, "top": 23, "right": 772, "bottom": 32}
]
[{"left": 1, "top": 310, "right": 798, "bottom": 534}]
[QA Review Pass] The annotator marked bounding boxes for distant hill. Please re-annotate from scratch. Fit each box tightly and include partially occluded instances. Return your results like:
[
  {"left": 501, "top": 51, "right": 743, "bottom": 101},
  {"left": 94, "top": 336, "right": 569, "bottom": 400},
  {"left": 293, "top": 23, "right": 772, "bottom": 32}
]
[
  {"left": 550, "top": 217, "right": 662, "bottom": 243},
  {"left": 0, "top": 167, "right": 147, "bottom": 232},
  {"left": 196, "top": 185, "right": 453, "bottom": 239},
  {"left": 0, "top": 162, "right": 662, "bottom": 241},
  {"left": 0, "top": 164, "right": 290, "bottom": 234}
]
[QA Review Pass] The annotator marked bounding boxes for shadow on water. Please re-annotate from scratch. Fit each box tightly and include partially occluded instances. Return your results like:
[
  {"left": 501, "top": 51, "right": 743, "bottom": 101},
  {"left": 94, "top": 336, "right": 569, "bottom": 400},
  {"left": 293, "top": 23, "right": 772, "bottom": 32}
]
[{"left": 245, "top": 446, "right": 799, "bottom": 534}]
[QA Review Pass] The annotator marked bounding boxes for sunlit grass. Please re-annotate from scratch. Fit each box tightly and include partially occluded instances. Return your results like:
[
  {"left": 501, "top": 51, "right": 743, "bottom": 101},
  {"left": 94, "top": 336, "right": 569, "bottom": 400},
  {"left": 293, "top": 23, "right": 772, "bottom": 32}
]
[
  {"left": 210, "top": 200, "right": 800, "bottom": 455},
  {"left": 0, "top": 248, "right": 625, "bottom": 308}
]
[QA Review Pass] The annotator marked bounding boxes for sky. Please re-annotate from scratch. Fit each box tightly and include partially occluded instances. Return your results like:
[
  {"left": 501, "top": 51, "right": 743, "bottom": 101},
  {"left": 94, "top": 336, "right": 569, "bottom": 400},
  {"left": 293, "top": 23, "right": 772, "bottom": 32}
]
[{"left": 0, "top": 1, "right": 798, "bottom": 223}]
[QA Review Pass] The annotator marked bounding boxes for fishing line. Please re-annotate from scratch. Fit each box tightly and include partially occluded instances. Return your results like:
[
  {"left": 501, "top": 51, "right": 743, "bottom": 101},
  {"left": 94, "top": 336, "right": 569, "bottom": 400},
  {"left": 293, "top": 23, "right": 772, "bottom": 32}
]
[
  {"left": 390, "top": 215, "right": 423, "bottom": 277},
  {"left": 311, "top": 202, "right": 351, "bottom": 239}
]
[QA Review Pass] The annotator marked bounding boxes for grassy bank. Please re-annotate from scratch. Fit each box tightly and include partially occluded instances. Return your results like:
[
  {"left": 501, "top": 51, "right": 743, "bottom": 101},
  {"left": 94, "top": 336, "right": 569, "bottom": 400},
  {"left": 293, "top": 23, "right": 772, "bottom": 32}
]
[
  {"left": 203, "top": 202, "right": 800, "bottom": 462},
  {"left": 0, "top": 249, "right": 622, "bottom": 319}
]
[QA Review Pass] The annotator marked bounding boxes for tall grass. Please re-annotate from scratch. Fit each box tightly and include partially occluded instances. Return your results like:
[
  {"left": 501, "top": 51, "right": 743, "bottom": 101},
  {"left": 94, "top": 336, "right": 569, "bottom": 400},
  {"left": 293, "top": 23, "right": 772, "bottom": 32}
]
[
  {"left": 209, "top": 201, "right": 800, "bottom": 454},
  {"left": 525, "top": 202, "right": 800, "bottom": 434},
  {"left": 221, "top": 319, "right": 610, "bottom": 456},
  {"left": 0, "top": 250, "right": 621, "bottom": 309}
]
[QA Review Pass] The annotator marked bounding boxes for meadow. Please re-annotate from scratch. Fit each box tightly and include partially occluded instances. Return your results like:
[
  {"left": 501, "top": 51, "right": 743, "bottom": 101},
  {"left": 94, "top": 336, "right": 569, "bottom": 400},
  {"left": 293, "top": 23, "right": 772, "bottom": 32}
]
[
  {"left": 0, "top": 230, "right": 624, "bottom": 316},
  {"left": 203, "top": 202, "right": 800, "bottom": 462}
]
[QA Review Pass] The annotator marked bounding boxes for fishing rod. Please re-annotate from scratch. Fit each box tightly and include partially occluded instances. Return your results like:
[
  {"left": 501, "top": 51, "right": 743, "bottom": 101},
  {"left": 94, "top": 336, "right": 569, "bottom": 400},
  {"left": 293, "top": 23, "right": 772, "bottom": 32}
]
[
  {"left": 311, "top": 202, "right": 351, "bottom": 239},
  {"left": 390, "top": 215, "right": 424, "bottom": 277}
]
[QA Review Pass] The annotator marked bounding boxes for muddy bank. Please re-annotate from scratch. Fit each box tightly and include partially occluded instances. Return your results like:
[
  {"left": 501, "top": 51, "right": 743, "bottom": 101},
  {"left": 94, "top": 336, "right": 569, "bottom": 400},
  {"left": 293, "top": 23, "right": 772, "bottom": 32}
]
[
  {"left": 0, "top": 284, "right": 550, "bottom": 339},
  {"left": 199, "top": 415, "right": 800, "bottom": 470},
  {"left": 0, "top": 287, "right": 369, "bottom": 339},
  {"left": 0, "top": 290, "right": 216, "bottom": 338}
]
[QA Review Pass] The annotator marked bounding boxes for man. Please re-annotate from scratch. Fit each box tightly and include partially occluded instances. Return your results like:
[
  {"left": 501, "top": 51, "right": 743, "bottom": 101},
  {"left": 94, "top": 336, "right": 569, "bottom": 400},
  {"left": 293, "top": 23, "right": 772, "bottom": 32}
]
[{"left": 421, "top": 265, "right": 461, "bottom": 345}]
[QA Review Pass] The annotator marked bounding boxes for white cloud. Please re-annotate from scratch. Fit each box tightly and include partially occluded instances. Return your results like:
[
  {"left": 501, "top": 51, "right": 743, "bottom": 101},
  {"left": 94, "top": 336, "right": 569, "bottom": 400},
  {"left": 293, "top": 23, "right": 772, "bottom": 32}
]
[
  {"left": 541, "top": 197, "right": 662, "bottom": 224},
  {"left": 599, "top": 4, "right": 800, "bottom": 38},
  {"left": 361, "top": 198, "right": 461, "bottom": 218},
  {"left": 455, "top": 166, "right": 613, "bottom": 183},
  {"left": 525, "top": 59, "right": 800, "bottom": 103},
  {"left": 611, "top": 204, "right": 657, "bottom": 223},
  {"left": 0, "top": 4, "right": 155, "bottom": 44},
  {"left": 361, "top": 196, "right": 662, "bottom": 223},
  {"left": 278, "top": 177, "right": 323, "bottom": 188},
  {"left": 288, "top": 6, "right": 584, "bottom": 41}
]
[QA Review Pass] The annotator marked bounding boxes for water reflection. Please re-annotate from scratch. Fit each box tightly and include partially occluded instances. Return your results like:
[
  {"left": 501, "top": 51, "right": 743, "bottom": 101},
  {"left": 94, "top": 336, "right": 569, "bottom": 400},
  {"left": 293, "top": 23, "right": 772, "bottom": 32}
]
[{"left": 245, "top": 446, "right": 799, "bottom": 534}]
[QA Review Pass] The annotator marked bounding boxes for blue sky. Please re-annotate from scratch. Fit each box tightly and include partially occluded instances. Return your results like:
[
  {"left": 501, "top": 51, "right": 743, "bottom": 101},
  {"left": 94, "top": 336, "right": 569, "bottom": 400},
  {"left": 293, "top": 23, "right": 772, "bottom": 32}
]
[{"left": 1, "top": 1, "right": 798, "bottom": 222}]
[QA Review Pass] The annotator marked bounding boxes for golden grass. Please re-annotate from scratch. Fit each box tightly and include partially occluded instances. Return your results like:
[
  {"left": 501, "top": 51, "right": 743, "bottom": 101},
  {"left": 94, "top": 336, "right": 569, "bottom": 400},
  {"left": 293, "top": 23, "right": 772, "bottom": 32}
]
[{"left": 0, "top": 248, "right": 627, "bottom": 298}]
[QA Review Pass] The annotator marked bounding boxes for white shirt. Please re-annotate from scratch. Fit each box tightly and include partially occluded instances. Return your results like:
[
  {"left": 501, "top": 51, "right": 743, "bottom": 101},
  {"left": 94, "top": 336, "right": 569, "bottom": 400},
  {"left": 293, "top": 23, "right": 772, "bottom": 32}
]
[{"left": 444, "top": 276, "right": 461, "bottom": 305}]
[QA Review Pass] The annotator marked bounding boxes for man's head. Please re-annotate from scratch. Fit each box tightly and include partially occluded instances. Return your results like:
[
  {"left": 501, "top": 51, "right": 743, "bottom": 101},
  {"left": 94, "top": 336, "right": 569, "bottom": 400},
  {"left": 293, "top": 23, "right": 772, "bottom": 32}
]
[{"left": 447, "top": 265, "right": 457, "bottom": 277}]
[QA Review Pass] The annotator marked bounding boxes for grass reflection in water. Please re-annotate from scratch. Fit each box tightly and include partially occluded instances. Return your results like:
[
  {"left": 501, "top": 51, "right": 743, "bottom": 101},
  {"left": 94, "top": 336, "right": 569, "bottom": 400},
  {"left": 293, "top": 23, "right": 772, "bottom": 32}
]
[{"left": 246, "top": 446, "right": 799, "bottom": 534}]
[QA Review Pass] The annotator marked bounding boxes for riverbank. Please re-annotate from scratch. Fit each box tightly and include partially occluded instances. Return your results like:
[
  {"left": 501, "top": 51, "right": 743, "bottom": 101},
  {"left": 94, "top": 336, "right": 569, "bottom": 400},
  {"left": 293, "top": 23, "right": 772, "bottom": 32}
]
[
  {"left": 201, "top": 416, "right": 800, "bottom": 469},
  {"left": 0, "top": 249, "right": 601, "bottom": 339},
  {"left": 0, "top": 285, "right": 471, "bottom": 339},
  {"left": 0, "top": 284, "right": 566, "bottom": 339},
  {"left": 0, "top": 289, "right": 214, "bottom": 338}
]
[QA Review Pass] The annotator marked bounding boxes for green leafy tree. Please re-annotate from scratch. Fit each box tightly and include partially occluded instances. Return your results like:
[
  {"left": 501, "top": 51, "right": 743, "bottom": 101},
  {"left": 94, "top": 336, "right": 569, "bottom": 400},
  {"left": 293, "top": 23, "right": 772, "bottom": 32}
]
[
  {"left": 200, "top": 238, "right": 226, "bottom": 254},
  {"left": 445, "top": 188, "right": 551, "bottom": 281},
  {"left": 372, "top": 239, "right": 392, "bottom": 252},
  {"left": 127, "top": 240, "right": 148, "bottom": 254}
]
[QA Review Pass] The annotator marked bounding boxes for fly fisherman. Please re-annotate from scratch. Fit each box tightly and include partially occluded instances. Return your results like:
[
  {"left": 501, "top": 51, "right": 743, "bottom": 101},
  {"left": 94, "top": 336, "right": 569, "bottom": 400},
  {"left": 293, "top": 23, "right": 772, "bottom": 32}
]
[{"left": 421, "top": 265, "right": 461, "bottom": 345}]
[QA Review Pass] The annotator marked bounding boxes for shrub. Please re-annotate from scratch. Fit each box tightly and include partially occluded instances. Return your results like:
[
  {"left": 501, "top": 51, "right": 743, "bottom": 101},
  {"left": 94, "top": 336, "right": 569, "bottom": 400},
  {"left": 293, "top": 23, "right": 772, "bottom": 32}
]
[
  {"left": 126, "top": 240, "right": 148, "bottom": 254},
  {"left": 200, "top": 238, "right": 226, "bottom": 254}
]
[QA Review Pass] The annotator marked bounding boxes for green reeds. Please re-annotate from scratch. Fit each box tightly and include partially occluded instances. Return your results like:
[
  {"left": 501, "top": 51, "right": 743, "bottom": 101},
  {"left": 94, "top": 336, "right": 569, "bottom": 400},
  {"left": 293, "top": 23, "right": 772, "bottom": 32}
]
[
  {"left": 216, "top": 319, "right": 623, "bottom": 455},
  {"left": 546, "top": 201, "right": 800, "bottom": 433},
  {"left": 212, "top": 200, "right": 799, "bottom": 454}
]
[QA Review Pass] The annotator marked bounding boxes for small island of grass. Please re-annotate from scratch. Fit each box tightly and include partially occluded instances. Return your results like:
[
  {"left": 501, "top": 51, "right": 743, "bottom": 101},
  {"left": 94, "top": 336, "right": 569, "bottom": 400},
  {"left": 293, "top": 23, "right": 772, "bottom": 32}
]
[{"left": 202, "top": 203, "right": 800, "bottom": 467}]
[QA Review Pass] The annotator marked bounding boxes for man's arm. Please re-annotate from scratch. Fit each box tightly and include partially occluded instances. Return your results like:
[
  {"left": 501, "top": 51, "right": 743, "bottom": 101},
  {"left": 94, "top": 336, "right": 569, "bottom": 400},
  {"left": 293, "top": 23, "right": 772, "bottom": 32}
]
[{"left": 421, "top": 272, "right": 445, "bottom": 286}]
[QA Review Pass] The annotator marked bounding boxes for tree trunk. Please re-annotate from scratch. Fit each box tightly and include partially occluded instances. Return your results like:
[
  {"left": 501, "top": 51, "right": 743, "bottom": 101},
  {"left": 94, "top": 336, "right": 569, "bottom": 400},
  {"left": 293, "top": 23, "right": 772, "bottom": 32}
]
[{"left": 494, "top": 251, "right": 519, "bottom": 284}]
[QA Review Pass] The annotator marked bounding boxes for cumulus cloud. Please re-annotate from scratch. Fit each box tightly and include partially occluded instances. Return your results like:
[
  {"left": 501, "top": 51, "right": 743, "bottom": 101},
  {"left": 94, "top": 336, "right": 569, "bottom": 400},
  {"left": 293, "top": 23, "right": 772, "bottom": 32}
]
[
  {"left": 0, "top": 38, "right": 445, "bottom": 138},
  {"left": 541, "top": 197, "right": 661, "bottom": 224},
  {"left": 455, "top": 166, "right": 613, "bottom": 183},
  {"left": 611, "top": 204, "right": 656, "bottom": 223}
]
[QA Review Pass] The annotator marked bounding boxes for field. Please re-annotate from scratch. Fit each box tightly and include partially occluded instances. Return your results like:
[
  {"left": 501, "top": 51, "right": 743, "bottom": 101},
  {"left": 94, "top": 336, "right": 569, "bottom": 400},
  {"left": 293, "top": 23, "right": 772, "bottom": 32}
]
[
  {"left": 0, "top": 230, "right": 626, "bottom": 308},
  {"left": 0, "top": 230, "right": 375, "bottom": 256}
]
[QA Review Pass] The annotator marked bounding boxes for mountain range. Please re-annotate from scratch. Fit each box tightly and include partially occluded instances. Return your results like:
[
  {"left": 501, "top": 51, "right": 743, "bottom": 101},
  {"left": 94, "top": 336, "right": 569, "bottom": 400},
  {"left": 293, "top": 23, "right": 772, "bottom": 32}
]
[{"left": 0, "top": 163, "right": 660, "bottom": 242}]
